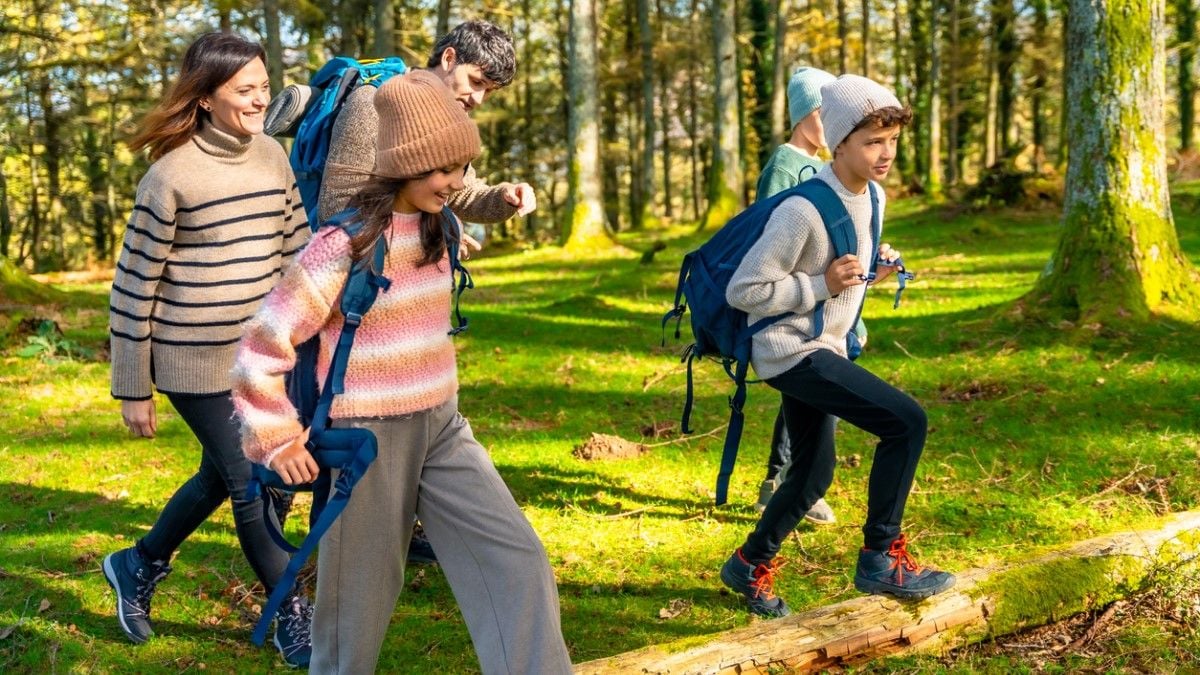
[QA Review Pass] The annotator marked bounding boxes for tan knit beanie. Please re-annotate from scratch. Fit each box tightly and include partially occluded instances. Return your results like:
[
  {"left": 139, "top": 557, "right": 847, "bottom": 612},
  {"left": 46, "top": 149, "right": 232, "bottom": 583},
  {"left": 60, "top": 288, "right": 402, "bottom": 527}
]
[{"left": 374, "top": 70, "right": 481, "bottom": 178}]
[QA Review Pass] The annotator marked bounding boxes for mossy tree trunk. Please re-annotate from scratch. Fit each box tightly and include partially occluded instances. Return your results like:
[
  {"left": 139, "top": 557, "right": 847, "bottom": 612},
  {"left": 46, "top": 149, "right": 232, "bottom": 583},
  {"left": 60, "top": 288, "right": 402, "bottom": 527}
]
[
  {"left": 1036, "top": 0, "right": 1198, "bottom": 320},
  {"left": 564, "top": 0, "right": 612, "bottom": 250},
  {"left": 700, "top": 0, "right": 744, "bottom": 230}
]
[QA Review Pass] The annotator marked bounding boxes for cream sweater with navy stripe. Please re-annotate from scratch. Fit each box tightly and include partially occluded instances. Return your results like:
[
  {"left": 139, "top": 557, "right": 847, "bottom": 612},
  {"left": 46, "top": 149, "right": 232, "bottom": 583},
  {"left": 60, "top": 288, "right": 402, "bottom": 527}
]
[
  {"left": 109, "top": 122, "right": 309, "bottom": 400},
  {"left": 726, "top": 163, "right": 885, "bottom": 380}
]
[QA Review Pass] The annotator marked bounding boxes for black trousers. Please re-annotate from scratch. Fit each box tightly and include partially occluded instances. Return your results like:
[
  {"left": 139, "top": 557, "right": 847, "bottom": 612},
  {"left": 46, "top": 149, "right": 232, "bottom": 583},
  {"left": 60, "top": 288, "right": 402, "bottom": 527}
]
[
  {"left": 741, "top": 349, "right": 926, "bottom": 561},
  {"left": 138, "top": 392, "right": 290, "bottom": 593}
]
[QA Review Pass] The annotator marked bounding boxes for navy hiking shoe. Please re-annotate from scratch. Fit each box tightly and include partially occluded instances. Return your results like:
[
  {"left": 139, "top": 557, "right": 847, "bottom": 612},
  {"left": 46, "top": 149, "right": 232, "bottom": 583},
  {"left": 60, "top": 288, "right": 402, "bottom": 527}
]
[
  {"left": 102, "top": 547, "right": 171, "bottom": 643},
  {"left": 854, "top": 533, "right": 955, "bottom": 599},
  {"left": 407, "top": 523, "right": 438, "bottom": 565},
  {"left": 720, "top": 548, "right": 790, "bottom": 618},
  {"left": 273, "top": 594, "right": 314, "bottom": 668}
]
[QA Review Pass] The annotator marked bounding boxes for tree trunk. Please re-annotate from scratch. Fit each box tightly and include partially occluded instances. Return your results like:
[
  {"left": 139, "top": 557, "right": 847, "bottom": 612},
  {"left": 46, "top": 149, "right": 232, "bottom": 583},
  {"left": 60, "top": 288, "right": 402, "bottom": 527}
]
[
  {"left": 984, "top": 26, "right": 998, "bottom": 169},
  {"left": 565, "top": 0, "right": 611, "bottom": 249},
  {"left": 702, "top": 0, "right": 744, "bottom": 229},
  {"left": 1037, "top": 0, "right": 1198, "bottom": 320},
  {"left": 627, "top": 0, "right": 645, "bottom": 231},
  {"left": 861, "top": 0, "right": 870, "bottom": 76},
  {"left": 688, "top": 0, "right": 703, "bottom": 222},
  {"left": 373, "top": 0, "right": 395, "bottom": 58},
  {"left": 521, "top": 0, "right": 537, "bottom": 239},
  {"left": 908, "top": 0, "right": 930, "bottom": 187},
  {"left": 837, "top": 0, "right": 849, "bottom": 73},
  {"left": 993, "top": 0, "right": 1016, "bottom": 160},
  {"left": 656, "top": 0, "right": 673, "bottom": 220},
  {"left": 946, "top": 0, "right": 960, "bottom": 185},
  {"left": 771, "top": 0, "right": 789, "bottom": 145},
  {"left": 263, "top": 0, "right": 284, "bottom": 94},
  {"left": 892, "top": 0, "right": 913, "bottom": 181},
  {"left": 574, "top": 512, "right": 1200, "bottom": 673},
  {"left": 749, "top": 0, "right": 774, "bottom": 170},
  {"left": 437, "top": 0, "right": 453, "bottom": 38},
  {"left": 1031, "top": 0, "right": 1049, "bottom": 168},
  {"left": 0, "top": 162, "right": 11, "bottom": 259},
  {"left": 1176, "top": 0, "right": 1196, "bottom": 152},
  {"left": 927, "top": 0, "right": 942, "bottom": 197},
  {"left": 37, "top": 76, "right": 64, "bottom": 270}
]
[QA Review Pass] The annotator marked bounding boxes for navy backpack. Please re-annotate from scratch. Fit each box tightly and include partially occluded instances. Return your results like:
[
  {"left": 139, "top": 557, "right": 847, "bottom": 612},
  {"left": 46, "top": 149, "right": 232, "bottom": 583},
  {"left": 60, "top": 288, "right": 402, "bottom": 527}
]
[
  {"left": 663, "top": 178, "right": 911, "bottom": 505},
  {"left": 245, "top": 207, "right": 472, "bottom": 645}
]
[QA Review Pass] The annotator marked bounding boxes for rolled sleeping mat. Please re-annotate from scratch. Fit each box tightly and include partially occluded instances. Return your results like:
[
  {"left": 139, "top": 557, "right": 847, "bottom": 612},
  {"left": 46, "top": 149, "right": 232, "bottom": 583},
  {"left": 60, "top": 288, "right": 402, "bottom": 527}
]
[{"left": 265, "top": 83, "right": 318, "bottom": 137}]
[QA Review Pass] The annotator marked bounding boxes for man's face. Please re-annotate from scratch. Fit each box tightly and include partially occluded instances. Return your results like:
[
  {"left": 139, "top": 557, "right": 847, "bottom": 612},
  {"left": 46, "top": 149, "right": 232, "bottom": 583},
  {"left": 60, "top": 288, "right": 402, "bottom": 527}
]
[
  {"left": 432, "top": 47, "right": 500, "bottom": 113},
  {"left": 836, "top": 122, "right": 901, "bottom": 183}
]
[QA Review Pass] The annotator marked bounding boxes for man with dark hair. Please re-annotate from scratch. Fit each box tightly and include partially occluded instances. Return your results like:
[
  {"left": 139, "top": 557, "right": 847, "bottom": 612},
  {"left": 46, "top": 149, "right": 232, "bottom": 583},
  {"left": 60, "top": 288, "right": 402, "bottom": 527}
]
[
  {"left": 319, "top": 19, "right": 535, "bottom": 225},
  {"left": 318, "top": 21, "right": 536, "bottom": 566}
]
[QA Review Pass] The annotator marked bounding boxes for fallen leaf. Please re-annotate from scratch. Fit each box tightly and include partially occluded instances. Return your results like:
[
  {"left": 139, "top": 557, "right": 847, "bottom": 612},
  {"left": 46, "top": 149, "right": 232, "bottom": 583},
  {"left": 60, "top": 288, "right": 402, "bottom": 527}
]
[
  {"left": 658, "top": 598, "right": 692, "bottom": 620},
  {"left": 0, "top": 625, "right": 15, "bottom": 640},
  {"left": 38, "top": 599, "right": 50, "bottom": 613}
]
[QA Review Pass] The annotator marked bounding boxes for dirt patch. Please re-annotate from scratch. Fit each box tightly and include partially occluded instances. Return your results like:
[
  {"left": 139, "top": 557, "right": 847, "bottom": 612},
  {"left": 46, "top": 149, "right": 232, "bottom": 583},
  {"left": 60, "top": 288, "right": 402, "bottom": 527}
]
[
  {"left": 572, "top": 433, "right": 646, "bottom": 461},
  {"left": 937, "top": 379, "right": 1011, "bottom": 402}
]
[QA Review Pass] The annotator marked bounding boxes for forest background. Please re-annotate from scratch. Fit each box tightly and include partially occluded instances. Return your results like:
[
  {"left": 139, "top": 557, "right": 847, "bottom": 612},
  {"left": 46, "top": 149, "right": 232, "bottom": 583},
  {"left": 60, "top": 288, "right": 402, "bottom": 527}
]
[{"left": 3, "top": 0, "right": 1197, "bottom": 265}]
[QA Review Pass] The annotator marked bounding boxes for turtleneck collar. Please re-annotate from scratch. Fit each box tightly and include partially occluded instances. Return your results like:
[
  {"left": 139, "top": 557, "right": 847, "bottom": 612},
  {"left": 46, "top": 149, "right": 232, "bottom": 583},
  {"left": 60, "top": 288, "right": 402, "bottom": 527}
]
[{"left": 192, "top": 121, "right": 255, "bottom": 162}]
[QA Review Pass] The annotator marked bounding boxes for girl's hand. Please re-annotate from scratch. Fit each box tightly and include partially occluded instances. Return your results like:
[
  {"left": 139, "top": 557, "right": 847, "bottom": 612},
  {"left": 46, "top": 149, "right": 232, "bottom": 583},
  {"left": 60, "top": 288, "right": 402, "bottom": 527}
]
[
  {"left": 269, "top": 429, "right": 319, "bottom": 485},
  {"left": 121, "top": 399, "right": 157, "bottom": 438},
  {"left": 825, "top": 254, "right": 865, "bottom": 295}
]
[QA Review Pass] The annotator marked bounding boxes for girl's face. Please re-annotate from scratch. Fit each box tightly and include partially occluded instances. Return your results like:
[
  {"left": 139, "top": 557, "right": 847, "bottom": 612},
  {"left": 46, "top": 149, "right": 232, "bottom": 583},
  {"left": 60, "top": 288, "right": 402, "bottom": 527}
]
[
  {"left": 202, "top": 57, "right": 270, "bottom": 137},
  {"left": 392, "top": 164, "right": 469, "bottom": 214}
]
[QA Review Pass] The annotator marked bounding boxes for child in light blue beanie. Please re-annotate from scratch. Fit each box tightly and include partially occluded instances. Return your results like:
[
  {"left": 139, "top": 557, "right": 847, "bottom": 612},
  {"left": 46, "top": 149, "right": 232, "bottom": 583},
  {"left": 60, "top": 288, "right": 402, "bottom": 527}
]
[
  {"left": 752, "top": 65, "right": 841, "bottom": 522},
  {"left": 756, "top": 67, "right": 837, "bottom": 200}
]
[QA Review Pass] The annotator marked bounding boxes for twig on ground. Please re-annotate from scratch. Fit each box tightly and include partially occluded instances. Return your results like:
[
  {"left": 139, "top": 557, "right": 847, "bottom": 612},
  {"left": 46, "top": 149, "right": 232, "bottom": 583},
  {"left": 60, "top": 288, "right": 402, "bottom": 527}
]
[
  {"left": 642, "top": 423, "right": 727, "bottom": 448},
  {"left": 1059, "top": 600, "right": 1123, "bottom": 653},
  {"left": 893, "top": 340, "right": 919, "bottom": 359}
]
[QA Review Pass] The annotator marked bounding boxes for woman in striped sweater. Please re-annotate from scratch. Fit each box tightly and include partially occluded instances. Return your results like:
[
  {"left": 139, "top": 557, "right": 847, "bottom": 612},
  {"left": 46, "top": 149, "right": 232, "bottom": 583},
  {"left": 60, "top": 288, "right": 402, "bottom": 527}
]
[
  {"left": 231, "top": 70, "right": 571, "bottom": 674},
  {"left": 102, "top": 33, "right": 312, "bottom": 666}
]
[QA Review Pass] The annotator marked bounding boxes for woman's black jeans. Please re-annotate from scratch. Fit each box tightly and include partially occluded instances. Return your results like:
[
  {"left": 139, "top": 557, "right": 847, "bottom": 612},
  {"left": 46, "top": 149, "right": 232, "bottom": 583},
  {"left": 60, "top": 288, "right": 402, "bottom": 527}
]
[
  {"left": 741, "top": 349, "right": 927, "bottom": 561},
  {"left": 137, "top": 392, "right": 289, "bottom": 593}
]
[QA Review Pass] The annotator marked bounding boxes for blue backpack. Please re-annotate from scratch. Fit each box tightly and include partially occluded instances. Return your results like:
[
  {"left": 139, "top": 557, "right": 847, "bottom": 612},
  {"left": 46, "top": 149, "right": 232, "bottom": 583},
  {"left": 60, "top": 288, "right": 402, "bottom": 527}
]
[
  {"left": 287, "top": 57, "right": 408, "bottom": 230},
  {"left": 245, "top": 207, "right": 472, "bottom": 645},
  {"left": 663, "top": 178, "right": 911, "bottom": 506}
]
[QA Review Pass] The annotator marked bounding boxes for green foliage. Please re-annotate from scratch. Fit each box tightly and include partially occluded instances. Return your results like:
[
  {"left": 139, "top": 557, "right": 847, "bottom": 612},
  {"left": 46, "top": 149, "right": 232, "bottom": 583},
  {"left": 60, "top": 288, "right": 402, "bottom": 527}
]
[{"left": 16, "top": 319, "right": 95, "bottom": 363}]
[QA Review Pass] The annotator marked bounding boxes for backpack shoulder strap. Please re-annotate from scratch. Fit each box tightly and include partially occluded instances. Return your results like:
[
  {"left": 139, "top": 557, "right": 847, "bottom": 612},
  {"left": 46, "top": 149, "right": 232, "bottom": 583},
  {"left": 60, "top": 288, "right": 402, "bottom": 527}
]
[
  {"left": 307, "top": 209, "right": 392, "bottom": 434},
  {"left": 441, "top": 207, "right": 473, "bottom": 335}
]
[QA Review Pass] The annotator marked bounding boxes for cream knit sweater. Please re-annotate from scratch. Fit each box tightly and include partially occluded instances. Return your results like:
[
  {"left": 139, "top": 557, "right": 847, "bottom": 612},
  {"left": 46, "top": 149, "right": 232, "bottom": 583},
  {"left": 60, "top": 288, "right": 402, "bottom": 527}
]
[{"left": 726, "top": 164, "right": 885, "bottom": 380}]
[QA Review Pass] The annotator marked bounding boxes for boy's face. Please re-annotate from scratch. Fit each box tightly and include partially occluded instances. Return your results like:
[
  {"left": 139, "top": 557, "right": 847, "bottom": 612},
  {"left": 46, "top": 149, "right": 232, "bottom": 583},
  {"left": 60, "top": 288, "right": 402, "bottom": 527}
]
[
  {"left": 836, "top": 122, "right": 901, "bottom": 182},
  {"left": 432, "top": 47, "right": 501, "bottom": 113}
]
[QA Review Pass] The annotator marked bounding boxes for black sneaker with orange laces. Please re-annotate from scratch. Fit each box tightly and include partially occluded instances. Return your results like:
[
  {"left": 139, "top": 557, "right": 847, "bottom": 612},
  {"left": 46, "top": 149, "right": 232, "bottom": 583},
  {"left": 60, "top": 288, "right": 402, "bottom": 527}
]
[
  {"left": 854, "top": 533, "right": 955, "bottom": 599},
  {"left": 720, "top": 548, "right": 791, "bottom": 617}
]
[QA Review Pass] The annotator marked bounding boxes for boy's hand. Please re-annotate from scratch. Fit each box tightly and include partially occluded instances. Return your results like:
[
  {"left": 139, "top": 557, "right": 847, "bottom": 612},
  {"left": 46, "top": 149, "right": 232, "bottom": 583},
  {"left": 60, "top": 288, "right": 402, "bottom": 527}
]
[
  {"left": 825, "top": 254, "right": 865, "bottom": 295},
  {"left": 871, "top": 243, "right": 902, "bottom": 284},
  {"left": 269, "top": 429, "right": 319, "bottom": 485}
]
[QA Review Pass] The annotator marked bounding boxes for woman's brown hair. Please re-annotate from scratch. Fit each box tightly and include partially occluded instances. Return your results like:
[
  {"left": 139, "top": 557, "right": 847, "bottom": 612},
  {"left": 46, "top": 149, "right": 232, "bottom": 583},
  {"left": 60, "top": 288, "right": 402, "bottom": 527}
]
[
  {"left": 343, "top": 174, "right": 459, "bottom": 269},
  {"left": 128, "top": 33, "right": 266, "bottom": 161}
]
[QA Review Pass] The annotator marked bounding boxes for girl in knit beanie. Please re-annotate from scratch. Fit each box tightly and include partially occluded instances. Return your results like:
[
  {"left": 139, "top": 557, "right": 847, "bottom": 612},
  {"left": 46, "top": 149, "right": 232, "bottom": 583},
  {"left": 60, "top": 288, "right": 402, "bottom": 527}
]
[
  {"left": 231, "top": 70, "right": 572, "bottom": 674},
  {"left": 102, "top": 32, "right": 312, "bottom": 667}
]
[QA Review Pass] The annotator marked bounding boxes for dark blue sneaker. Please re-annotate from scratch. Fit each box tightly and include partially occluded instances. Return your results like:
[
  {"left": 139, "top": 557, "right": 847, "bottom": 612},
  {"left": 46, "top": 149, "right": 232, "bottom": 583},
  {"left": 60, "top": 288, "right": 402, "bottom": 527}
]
[
  {"left": 407, "top": 524, "right": 438, "bottom": 565},
  {"left": 720, "top": 548, "right": 790, "bottom": 618},
  {"left": 854, "top": 534, "right": 955, "bottom": 599},
  {"left": 102, "top": 547, "right": 171, "bottom": 644},
  {"left": 273, "top": 594, "right": 313, "bottom": 668}
]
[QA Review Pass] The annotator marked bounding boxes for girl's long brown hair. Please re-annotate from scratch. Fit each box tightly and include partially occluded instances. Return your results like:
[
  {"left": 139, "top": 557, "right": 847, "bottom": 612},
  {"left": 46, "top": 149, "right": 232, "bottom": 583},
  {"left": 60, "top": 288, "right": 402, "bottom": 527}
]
[
  {"left": 129, "top": 33, "right": 266, "bottom": 161},
  {"left": 343, "top": 175, "right": 458, "bottom": 268}
]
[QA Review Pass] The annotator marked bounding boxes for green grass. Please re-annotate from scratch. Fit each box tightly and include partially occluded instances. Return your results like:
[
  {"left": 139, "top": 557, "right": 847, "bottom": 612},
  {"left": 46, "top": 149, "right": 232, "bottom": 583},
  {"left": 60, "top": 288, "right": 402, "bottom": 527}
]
[{"left": 2, "top": 184, "right": 1199, "bottom": 672}]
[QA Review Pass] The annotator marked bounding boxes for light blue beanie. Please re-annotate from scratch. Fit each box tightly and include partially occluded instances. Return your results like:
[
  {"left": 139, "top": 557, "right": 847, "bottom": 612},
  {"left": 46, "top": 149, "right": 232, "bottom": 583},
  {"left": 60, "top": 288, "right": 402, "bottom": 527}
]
[{"left": 787, "top": 67, "right": 837, "bottom": 128}]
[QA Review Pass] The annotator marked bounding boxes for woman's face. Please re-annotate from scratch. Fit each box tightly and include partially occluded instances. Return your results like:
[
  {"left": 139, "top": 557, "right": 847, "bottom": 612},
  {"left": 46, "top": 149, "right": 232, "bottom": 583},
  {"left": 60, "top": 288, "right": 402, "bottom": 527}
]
[
  {"left": 202, "top": 57, "right": 270, "bottom": 137},
  {"left": 392, "top": 164, "right": 469, "bottom": 214}
]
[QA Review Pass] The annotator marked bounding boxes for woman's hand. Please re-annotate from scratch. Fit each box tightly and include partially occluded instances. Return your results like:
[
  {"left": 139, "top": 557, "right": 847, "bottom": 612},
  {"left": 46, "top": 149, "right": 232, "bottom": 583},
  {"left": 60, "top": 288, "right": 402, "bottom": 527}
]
[
  {"left": 269, "top": 429, "right": 319, "bottom": 485},
  {"left": 121, "top": 399, "right": 157, "bottom": 438}
]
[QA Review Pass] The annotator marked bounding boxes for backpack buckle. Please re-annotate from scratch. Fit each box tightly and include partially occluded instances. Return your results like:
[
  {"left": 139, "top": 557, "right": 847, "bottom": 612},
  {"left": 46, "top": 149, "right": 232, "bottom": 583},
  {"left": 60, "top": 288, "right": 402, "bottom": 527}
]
[{"left": 344, "top": 311, "right": 363, "bottom": 326}]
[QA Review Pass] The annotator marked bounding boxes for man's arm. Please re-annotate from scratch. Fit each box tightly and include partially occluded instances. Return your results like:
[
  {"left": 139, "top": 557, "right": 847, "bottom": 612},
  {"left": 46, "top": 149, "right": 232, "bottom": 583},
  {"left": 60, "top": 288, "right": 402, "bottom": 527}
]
[
  {"left": 446, "top": 166, "right": 529, "bottom": 224},
  {"left": 318, "top": 86, "right": 378, "bottom": 223}
]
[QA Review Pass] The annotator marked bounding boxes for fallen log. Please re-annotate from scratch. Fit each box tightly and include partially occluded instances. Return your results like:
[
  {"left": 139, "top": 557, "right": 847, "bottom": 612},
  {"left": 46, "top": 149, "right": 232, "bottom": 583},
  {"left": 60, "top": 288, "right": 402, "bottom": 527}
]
[{"left": 574, "top": 511, "right": 1200, "bottom": 674}]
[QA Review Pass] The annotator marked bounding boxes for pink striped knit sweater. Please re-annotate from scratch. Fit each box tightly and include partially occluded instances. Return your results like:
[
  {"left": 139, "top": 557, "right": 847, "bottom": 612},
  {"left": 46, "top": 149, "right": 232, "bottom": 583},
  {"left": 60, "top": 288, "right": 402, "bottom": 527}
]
[{"left": 232, "top": 211, "right": 458, "bottom": 465}]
